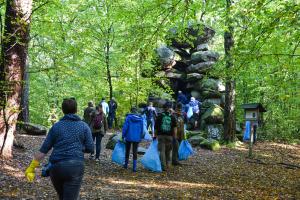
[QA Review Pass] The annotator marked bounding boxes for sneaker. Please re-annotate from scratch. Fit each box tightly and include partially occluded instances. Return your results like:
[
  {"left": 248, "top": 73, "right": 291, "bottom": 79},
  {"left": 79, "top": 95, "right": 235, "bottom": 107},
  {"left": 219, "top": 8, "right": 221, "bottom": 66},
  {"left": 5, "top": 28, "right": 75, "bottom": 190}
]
[
  {"left": 95, "top": 158, "right": 100, "bottom": 162},
  {"left": 89, "top": 154, "right": 95, "bottom": 160}
]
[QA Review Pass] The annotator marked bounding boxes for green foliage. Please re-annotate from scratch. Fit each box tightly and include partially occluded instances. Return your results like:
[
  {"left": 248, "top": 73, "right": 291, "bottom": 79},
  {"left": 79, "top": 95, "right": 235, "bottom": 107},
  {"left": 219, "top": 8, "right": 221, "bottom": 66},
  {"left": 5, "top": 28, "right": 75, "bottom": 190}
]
[{"left": 24, "top": 0, "right": 299, "bottom": 142}]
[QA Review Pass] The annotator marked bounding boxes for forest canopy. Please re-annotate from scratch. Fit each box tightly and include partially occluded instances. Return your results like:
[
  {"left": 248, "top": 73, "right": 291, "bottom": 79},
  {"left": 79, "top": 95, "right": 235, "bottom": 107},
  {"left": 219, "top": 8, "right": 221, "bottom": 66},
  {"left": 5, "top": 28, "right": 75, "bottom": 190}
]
[{"left": 1, "top": 0, "right": 299, "bottom": 142}]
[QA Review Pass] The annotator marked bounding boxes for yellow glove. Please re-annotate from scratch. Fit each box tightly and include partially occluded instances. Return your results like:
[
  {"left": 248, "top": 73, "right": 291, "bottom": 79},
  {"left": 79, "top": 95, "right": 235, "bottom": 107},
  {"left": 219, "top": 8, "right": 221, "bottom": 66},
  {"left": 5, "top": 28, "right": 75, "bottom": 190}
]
[{"left": 25, "top": 160, "right": 40, "bottom": 182}]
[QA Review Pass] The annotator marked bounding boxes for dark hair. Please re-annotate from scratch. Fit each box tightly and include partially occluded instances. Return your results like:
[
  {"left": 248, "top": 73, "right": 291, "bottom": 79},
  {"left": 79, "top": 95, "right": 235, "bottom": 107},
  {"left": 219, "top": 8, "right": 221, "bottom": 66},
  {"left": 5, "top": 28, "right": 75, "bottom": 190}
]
[
  {"left": 98, "top": 104, "right": 103, "bottom": 108},
  {"left": 130, "top": 106, "right": 138, "bottom": 113},
  {"left": 163, "top": 101, "right": 172, "bottom": 110},
  {"left": 88, "top": 101, "right": 93, "bottom": 107},
  {"left": 62, "top": 98, "right": 77, "bottom": 114},
  {"left": 102, "top": 97, "right": 105, "bottom": 101}
]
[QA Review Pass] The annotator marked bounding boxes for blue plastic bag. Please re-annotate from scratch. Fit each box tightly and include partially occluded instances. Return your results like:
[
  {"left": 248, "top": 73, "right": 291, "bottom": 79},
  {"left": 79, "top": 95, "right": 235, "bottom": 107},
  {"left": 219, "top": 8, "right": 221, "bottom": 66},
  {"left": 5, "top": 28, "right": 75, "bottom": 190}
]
[
  {"left": 178, "top": 140, "right": 194, "bottom": 160},
  {"left": 243, "top": 121, "right": 251, "bottom": 141},
  {"left": 143, "top": 130, "right": 152, "bottom": 141},
  {"left": 142, "top": 114, "right": 152, "bottom": 141},
  {"left": 112, "top": 141, "right": 125, "bottom": 166},
  {"left": 187, "top": 106, "right": 193, "bottom": 119},
  {"left": 141, "top": 140, "right": 162, "bottom": 172}
]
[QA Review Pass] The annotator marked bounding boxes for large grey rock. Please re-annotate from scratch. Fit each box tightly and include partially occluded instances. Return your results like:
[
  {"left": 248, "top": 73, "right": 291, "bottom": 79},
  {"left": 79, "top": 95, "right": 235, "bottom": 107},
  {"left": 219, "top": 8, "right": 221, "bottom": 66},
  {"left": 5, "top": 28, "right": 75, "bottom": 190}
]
[
  {"left": 186, "top": 130, "right": 204, "bottom": 139},
  {"left": 200, "top": 78, "right": 219, "bottom": 91},
  {"left": 186, "top": 73, "right": 203, "bottom": 81},
  {"left": 191, "top": 51, "right": 219, "bottom": 64},
  {"left": 165, "top": 70, "right": 185, "bottom": 79},
  {"left": 172, "top": 47, "right": 191, "bottom": 59},
  {"left": 201, "top": 104, "right": 224, "bottom": 124},
  {"left": 196, "top": 43, "right": 209, "bottom": 51},
  {"left": 18, "top": 122, "right": 47, "bottom": 135},
  {"left": 191, "top": 90, "right": 201, "bottom": 99},
  {"left": 207, "top": 124, "right": 223, "bottom": 140},
  {"left": 204, "top": 98, "right": 221, "bottom": 106},
  {"left": 201, "top": 90, "right": 222, "bottom": 99},
  {"left": 200, "top": 139, "right": 221, "bottom": 151},
  {"left": 188, "top": 135, "right": 206, "bottom": 147},
  {"left": 194, "top": 26, "right": 216, "bottom": 45},
  {"left": 187, "top": 61, "right": 215, "bottom": 73},
  {"left": 156, "top": 46, "right": 176, "bottom": 70},
  {"left": 106, "top": 133, "right": 122, "bottom": 150}
]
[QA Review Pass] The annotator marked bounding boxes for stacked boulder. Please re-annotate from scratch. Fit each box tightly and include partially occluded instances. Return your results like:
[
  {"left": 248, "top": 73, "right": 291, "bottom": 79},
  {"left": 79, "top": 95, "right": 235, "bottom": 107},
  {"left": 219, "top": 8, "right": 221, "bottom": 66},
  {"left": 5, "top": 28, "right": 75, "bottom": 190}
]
[{"left": 154, "top": 24, "right": 225, "bottom": 141}]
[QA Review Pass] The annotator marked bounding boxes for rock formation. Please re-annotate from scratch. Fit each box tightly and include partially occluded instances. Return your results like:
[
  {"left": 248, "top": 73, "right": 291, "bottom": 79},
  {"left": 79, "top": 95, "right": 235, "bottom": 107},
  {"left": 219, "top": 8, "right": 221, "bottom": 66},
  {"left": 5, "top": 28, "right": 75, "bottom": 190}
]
[{"left": 153, "top": 24, "right": 225, "bottom": 140}]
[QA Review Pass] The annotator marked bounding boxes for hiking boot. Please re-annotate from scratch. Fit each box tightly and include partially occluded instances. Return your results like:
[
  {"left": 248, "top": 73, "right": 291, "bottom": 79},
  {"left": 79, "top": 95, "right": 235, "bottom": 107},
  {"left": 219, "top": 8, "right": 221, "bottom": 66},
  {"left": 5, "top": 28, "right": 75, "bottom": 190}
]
[{"left": 133, "top": 160, "right": 137, "bottom": 172}]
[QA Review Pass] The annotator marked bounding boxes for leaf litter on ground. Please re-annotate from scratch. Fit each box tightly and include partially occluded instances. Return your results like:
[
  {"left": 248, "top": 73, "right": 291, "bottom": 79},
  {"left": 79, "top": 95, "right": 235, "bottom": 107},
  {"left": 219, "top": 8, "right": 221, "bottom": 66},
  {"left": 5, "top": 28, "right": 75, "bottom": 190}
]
[{"left": 0, "top": 133, "right": 299, "bottom": 199}]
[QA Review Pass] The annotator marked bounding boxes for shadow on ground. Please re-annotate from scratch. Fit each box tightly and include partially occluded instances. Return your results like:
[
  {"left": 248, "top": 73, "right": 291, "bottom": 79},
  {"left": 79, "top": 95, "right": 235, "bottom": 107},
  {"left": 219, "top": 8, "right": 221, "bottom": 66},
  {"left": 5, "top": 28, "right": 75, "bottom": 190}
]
[{"left": 0, "top": 133, "right": 299, "bottom": 199}]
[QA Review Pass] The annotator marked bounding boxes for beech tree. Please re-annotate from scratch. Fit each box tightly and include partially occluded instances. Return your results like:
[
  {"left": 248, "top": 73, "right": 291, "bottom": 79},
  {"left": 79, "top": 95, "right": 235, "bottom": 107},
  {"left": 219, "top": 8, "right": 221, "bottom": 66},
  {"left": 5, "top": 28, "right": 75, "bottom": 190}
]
[
  {"left": 0, "top": 0, "right": 33, "bottom": 158},
  {"left": 223, "top": 0, "right": 236, "bottom": 142}
]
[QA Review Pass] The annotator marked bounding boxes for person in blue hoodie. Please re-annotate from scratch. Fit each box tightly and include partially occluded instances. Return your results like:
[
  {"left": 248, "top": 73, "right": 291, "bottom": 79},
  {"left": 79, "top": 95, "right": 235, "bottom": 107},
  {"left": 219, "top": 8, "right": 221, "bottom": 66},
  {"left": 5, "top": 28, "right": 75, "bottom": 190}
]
[
  {"left": 122, "top": 106, "right": 144, "bottom": 172},
  {"left": 25, "top": 98, "right": 94, "bottom": 200}
]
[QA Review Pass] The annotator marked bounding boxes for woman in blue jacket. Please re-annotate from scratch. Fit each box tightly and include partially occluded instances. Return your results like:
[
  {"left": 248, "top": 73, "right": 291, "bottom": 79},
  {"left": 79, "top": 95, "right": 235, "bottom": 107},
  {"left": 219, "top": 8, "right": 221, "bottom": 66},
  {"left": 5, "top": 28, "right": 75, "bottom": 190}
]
[
  {"left": 25, "top": 98, "right": 94, "bottom": 200},
  {"left": 122, "top": 107, "right": 144, "bottom": 172}
]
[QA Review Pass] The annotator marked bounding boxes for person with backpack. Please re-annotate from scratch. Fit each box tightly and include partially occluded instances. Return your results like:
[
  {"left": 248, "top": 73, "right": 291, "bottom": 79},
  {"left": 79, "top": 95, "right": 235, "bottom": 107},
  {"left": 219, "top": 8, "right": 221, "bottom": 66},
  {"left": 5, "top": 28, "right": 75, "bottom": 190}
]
[
  {"left": 172, "top": 103, "right": 187, "bottom": 165},
  {"left": 154, "top": 102, "right": 177, "bottom": 171},
  {"left": 90, "top": 105, "right": 108, "bottom": 162},
  {"left": 143, "top": 102, "right": 157, "bottom": 137},
  {"left": 122, "top": 107, "right": 144, "bottom": 172},
  {"left": 83, "top": 101, "right": 95, "bottom": 125},
  {"left": 25, "top": 98, "right": 94, "bottom": 200},
  {"left": 108, "top": 97, "right": 118, "bottom": 129}
]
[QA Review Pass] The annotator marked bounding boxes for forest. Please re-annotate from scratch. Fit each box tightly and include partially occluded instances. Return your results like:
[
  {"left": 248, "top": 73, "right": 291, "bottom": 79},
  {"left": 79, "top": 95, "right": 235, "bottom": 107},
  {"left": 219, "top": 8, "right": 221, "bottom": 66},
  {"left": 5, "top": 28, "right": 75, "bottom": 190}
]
[{"left": 0, "top": 0, "right": 299, "bottom": 199}]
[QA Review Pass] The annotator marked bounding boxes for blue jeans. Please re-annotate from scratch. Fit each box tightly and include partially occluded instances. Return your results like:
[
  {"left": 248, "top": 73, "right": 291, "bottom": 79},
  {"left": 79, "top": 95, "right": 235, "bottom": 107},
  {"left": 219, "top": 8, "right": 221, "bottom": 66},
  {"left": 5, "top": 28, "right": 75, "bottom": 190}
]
[
  {"left": 50, "top": 160, "right": 84, "bottom": 200},
  {"left": 147, "top": 118, "right": 155, "bottom": 136},
  {"left": 92, "top": 133, "right": 103, "bottom": 159}
]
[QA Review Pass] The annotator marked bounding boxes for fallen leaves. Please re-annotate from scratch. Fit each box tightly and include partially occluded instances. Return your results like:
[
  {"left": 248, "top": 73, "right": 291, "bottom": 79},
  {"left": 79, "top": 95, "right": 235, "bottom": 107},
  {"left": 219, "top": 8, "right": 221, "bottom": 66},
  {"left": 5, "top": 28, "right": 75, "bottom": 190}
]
[{"left": 0, "top": 133, "right": 299, "bottom": 199}]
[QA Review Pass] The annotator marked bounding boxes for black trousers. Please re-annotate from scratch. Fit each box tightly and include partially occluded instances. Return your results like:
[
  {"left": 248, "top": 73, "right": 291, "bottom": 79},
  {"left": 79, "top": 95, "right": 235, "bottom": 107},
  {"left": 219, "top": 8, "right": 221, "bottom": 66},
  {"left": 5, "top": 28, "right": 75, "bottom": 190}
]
[
  {"left": 125, "top": 141, "right": 139, "bottom": 160},
  {"left": 50, "top": 160, "right": 84, "bottom": 200}
]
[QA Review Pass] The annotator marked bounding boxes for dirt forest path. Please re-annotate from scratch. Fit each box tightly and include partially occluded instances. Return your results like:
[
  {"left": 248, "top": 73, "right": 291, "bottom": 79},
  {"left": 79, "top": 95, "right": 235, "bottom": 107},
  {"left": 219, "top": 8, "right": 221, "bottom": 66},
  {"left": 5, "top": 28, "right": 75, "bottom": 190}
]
[{"left": 0, "top": 133, "right": 299, "bottom": 200}]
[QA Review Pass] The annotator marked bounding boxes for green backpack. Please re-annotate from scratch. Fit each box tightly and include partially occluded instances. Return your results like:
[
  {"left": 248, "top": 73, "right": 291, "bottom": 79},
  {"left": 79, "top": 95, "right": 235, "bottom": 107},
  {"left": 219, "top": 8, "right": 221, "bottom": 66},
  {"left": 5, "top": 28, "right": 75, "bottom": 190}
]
[{"left": 160, "top": 113, "right": 172, "bottom": 133}]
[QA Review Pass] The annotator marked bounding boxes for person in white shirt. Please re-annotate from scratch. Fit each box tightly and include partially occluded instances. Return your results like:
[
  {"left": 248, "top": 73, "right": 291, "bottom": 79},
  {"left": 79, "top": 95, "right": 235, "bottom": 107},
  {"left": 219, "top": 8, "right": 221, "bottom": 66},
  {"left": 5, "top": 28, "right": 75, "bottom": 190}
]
[{"left": 100, "top": 97, "right": 109, "bottom": 116}]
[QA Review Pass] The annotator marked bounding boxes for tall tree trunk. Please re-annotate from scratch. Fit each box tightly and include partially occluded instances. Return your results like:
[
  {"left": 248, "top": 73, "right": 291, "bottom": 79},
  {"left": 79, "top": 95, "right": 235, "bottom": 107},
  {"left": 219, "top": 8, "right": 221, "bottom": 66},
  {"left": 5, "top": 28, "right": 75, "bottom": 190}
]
[
  {"left": 18, "top": 57, "right": 30, "bottom": 123},
  {"left": 105, "top": 40, "right": 113, "bottom": 100},
  {"left": 0, "top": 0, "right": 33, "bottom": 158},
  {"left": 223, "top": 0, "right": 236, "bottom": 142}
]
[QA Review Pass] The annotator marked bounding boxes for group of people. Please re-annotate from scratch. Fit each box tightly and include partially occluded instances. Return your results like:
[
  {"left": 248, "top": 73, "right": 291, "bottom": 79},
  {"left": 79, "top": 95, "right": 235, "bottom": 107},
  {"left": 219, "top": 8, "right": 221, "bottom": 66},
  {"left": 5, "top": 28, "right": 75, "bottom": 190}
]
[
  {"left": 24, "top": 96, "right": 196, "bottom": 199},
  {"left": 25, "top": 97, "right": 118, "bottom": 200},
  {"left": 177, "top": 91, "right": 202, "bottom": 128},
  {"left": 82, "top": 98, "right": 118, "bottom": 162},
  {"left": 122, "top": 101, "right": 187, "bottom": 172}
]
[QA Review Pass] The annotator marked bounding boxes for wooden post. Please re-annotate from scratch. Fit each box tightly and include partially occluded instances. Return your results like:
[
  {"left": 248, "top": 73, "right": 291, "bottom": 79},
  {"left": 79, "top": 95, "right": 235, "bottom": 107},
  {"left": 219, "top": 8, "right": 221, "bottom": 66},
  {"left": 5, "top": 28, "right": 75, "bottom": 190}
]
[{"left": 248, "top": 126, "right": 253, "bottom": 158}]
